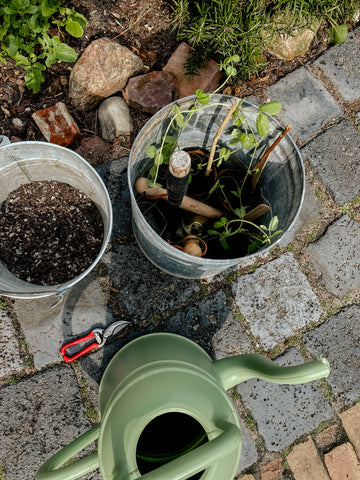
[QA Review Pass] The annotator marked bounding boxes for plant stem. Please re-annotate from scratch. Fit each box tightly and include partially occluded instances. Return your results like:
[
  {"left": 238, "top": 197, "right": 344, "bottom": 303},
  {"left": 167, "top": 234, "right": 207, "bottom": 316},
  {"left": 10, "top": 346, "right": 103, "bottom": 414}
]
[
  {"left": 205, "top": 99, "right": 240, "bottom": 177},
  {"left": 251, "top": 124, "right": 291, "bottom": 192}
]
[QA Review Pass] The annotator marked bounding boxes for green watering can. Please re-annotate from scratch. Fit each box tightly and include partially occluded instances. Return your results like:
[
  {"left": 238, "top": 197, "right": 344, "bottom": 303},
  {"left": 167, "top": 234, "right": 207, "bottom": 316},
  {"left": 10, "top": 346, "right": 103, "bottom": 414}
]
[{"left": 36, "top": 333, "right": 330, "bottom": 480}]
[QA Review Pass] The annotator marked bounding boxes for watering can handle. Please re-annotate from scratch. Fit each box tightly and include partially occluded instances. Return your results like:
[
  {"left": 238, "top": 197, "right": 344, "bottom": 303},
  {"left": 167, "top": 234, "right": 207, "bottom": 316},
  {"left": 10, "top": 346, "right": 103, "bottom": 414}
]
[
  {"left": 128, "top": 422, "right": 241, "bottom": 480},
  {"left": 213, "top": 353, "right": 330, "bottom": 391},
  {"left": 35, "top": 424, "right": 100, "bottom": 480}
]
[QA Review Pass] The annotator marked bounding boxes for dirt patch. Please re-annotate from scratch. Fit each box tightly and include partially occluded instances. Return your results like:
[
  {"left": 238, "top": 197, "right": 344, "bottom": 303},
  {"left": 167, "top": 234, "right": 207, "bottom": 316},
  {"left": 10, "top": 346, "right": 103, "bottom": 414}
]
[{"left": 0, "top": 180, "right": 104, "bottom": 285}]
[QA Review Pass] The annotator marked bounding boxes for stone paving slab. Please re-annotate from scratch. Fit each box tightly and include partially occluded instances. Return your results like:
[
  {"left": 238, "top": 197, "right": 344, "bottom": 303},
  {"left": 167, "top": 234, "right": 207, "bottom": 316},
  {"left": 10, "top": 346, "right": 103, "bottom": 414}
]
[
  {"left": 212, "top": 314, "right": 252, "bottom": 359},
  {"left": 301, "top": 120, "right": 360, "bottom": 205},
  {"left": 102, "top": 242, "right": 201, "bottom": 324},
  {"left": 0, "top": 365, "right": 100, "bottom": 480},
  {"left": 95, "top": 158, "right": 132, "bottom": 239},
  {"left": 0, "top": 309, "right": 22, "bottom": 379},
  {"left": 232, "top": 253, "right": 323, "bottom": 350},
  {"left": 14, "top": 273, "right": 115, "bottom": 369},
  {"left": 313, "top": 29, "right": 360, "bottom": 102},
  {"left": 302, "top": 305, "right": 360, "bottom": 405},
  {"left": 306, "top": 215, "right": 360, "bottom": 297},
  {"left": 267, "top": 66, "right": 343, "bottom": 144},
  {"left": 236, "top": 348, "right": 334, "bottom": 451}
]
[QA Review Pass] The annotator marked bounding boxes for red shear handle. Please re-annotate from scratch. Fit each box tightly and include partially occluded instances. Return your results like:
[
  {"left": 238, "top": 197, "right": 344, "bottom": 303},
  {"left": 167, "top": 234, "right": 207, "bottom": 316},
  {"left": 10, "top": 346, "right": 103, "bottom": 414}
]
[{"left": 60, "top": 332, "right": 100, "bottom": 363}]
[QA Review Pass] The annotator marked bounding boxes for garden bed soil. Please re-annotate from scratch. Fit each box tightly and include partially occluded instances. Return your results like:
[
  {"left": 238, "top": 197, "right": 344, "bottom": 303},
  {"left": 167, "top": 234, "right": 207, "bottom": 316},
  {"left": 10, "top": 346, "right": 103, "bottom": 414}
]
[{"left": 0, "top": 180, "right": 103, "bottom": 285}]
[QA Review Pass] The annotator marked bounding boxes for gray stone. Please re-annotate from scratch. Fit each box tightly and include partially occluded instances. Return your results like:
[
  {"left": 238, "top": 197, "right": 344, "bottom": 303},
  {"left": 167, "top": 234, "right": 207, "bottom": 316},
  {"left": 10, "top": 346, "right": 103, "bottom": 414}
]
[
  {"left": 307, "top": 215, "right": 360, "bottom": 296},
  {"left": 236, "top": 349, "right": 334, "bottom": 451},
  {"left": 95, "top": 157, "right": 132, "bottom": 239},
  {"left": 212, "top": 314, "right": 252, "bottom": 359},
  {"left": 0, "top": 309, "right": 22, "bottom": 378},
  {"left": 237, "top": 418, "right": 258, "bottom": 473},
  {"left": 98, "top": 96, "right": 134, "bottom": 140},
  {"left": 232, "top": 253, "right": 323, "bottom": 350},
  {"left": 0, "top": 366, "right": 99, "bottom": 480},
  {"left": 102, "top": 243, "right": 201, "bottom": 323},
  {"left": 13, "top": 273, "right": 114, "bottom": 369},
  {"left": 313, "top": 30, "right": 360, "bottom": 102},
  {"left": 278, "top": 180, "right": 321, "bottom": 246},
  {"left": 303, "top": 305, "right": 360, "bottom": 405},
  {"left": 301, "top": 120, "right": 360, "bottom": 205},
  {"left": 267, "top": 67, "right": 343, "bottom": 143},
  {"left": 158, "top": 289, "right": 233, "bottom": 357},
  {"left": 123, "top": 70, "right": 178, "bottom": 114},
  {"left": 69, "top": 37, "right": 144, "bottom": 110}
]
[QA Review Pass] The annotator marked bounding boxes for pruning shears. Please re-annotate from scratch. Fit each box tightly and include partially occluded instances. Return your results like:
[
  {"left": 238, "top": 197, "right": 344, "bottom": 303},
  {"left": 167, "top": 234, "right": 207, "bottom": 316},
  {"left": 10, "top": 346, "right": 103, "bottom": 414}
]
[{"left": 60, "top": 321, "right": 130, "bottom": 363}]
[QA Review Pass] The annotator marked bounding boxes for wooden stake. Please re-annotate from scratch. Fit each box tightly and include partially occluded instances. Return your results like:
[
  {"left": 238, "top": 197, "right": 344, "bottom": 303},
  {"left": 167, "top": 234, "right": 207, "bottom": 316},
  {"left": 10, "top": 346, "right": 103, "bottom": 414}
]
[
  {"left": 205, "top": 99, "right": 240, "bottom": 177},
  {"left": 251, "top": 124, "right": 291, "bottom": 192},
  {"left": 135, "top": 177, "right": 224, "bottom": 219}
]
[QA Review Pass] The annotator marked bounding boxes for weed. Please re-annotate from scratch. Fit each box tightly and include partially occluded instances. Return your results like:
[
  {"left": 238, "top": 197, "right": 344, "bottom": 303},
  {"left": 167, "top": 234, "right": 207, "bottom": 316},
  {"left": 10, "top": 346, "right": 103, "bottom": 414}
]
[{"left": 0, "top": 0, "right": 87, "bottom": 92}]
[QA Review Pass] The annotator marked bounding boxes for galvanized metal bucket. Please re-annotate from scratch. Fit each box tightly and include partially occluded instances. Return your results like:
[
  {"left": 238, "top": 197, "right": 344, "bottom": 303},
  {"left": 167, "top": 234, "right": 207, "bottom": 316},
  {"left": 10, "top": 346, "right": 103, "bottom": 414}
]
[
  {"left": 128, "top": 95, "right": 305, "bottom": 279},
  {"left": 0, "top": 136, "right": 112, "bottom": 299}
]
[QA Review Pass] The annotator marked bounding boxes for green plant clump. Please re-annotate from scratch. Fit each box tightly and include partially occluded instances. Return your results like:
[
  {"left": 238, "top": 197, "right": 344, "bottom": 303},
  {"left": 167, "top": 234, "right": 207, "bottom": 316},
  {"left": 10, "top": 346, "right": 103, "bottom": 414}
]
[
  {"left": 171, "top": 0, "right": 360, "bottom": 80},
  {"left": 0, "top": 0, "right": 87, "bottom": 93}
]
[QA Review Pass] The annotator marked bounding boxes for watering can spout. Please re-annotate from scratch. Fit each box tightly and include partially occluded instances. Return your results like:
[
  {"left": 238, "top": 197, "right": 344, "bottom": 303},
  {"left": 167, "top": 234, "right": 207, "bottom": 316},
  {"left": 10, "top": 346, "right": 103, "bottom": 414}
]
[{"left": 213, "top": 354, "right": 330, "bottom": 391}]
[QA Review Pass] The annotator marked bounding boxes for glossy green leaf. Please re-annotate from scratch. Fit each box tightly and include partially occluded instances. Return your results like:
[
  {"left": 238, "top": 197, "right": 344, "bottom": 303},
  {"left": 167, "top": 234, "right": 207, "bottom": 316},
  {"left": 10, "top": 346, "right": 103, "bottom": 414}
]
[
  {"left": 256, "top": 112, "right": 269, "bottom": 137},
  {"left": 146, "top": 145, "right": 157, "bottom": 158},
  {"left": 259, "top": 101, "right": 281, "bottom": 116}
]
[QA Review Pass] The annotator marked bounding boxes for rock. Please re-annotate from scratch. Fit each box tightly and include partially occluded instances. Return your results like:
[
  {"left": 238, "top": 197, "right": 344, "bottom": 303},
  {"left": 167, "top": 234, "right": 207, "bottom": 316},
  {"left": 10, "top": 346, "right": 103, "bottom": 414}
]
[
  {"left": 98, "top": 96, "right": 134, "bottom": 140},
  {"left": 31, "top": 102, "right": 80, "bottom": 147},
  {"left": 263, "top": 13, "right": 321, "bottom": 61},
  {"left": 163, "top": 42, "right": 222, "bottom": 98},
  {"left": 75, "top": 136, "right": 111, "bottom": 165},
  {"left": 123, "top": 70, "right": 178, "bottom": 114},
  {"left": 69, "top": 37, "right": 144, "bottom": 110}
]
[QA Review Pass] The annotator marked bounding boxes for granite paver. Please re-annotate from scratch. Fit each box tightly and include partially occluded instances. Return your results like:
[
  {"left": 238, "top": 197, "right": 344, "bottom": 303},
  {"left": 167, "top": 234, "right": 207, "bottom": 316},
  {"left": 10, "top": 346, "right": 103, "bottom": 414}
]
[
  {"left": 301, "top": 120, "right": 360, "bottom": 205},
  {"left": 102, "top": 242, "right": 201, "bottom": 324},
  {"left": 0, "top": 366, "right": 101, "bottom": 480},
  {"left": 0, "top": 310, "right": 22, "bottom": 378},
  {"left": 236, "top": 349, "right": 334, "bottom": 451},
  {"left": 306, "top": 215, "right": 360, "bottom": 297},
  {"left": 232, "top": 253, "right": 323, "bottom": 350},
  {"left": 14, "top": 273, "right": 114, "bottom": 369},
  {"left": 302, "top": 305, "right": 360, "bottom": 405},
  {"left": 267, "top": 67, "right": 343, "bottom": 144},
  {"left": 313, "top": 28, "right": 360, "bottom": 102}
]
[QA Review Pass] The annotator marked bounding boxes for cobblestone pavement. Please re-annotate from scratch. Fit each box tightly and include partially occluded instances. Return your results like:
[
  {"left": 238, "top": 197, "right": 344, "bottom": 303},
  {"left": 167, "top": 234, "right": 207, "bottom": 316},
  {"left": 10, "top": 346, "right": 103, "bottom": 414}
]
[{"left": 1, "top": 28, "right": 360, "bottom": 480}]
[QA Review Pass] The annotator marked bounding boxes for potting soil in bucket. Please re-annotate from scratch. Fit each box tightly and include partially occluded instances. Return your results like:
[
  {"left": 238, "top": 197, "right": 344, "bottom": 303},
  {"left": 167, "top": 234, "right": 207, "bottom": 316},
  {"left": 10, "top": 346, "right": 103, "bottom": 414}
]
[
  {"left": 0, "top": 137, "right": 112, "bottom": 299},
  {"left": 128, "top": 95, "right": 305, "bottom": 279}
]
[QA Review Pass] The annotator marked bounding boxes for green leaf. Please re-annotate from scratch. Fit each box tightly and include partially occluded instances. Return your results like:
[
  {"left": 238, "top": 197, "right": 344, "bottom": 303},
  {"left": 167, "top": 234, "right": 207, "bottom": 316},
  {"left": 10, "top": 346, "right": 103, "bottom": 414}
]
[
  {"left": 24, "top": 63, "right": 45, "bottom": 93},
  {"left": 146, "top": 145, "right": 157, "bottom": 158},
  {"left": 41, "top": 0, "right": 57, "bottom": 17},
  {"left": 213, "top": 221, "right": 223, "bottom": 229},
  {"left": 54, "top": 42, "right": 77, "bottom": 63},
  {"left": 154, "top": 152, "right": 163, "bottom": 166},
  {"left": 240, "top": 133, "right": 257, "bottom": 149},
  {"left": 219, "top": 147, "right": 230, "bottom": 161},
  {"left": 229, "top": 128, "right": 242, "bottom": 145},
  {"left": 163, "top": 135, "right": 178, "bottom": 145},
  {"left": 195, "top": 89, "right": 209, "bottom": 104},
  {"left": 256, "top": 113, "right": 269, "bottom": 137},
  {"left": 268, "top": 216, "right": 279, "bottom": 232},
  {"left": 207, "top": 229, "right": 220, "bottom": 236},
  {"left": 221, "top": 237, "right": 229, "bottom": 249},
  {"left": 225, "top": 65, "right": 236, "bottom": 77},
  {"left": 234, "top": 206, "right": 246, "bottom": 218},
  {"left": 259, "top": 101, "right": 281, "bottom": 116},
  {"left": 65, "top": 18, "right": 84, "bottom": 38},
  {"left": 220, "top": 217, "right": 228, "bottom": 225},
  {"left": 329, "top": 24, "right": 348, "bottom": 44}
]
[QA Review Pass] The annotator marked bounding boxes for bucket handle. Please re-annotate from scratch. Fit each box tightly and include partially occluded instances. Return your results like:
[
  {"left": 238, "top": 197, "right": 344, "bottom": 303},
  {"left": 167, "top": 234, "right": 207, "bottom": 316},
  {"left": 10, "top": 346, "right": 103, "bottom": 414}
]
[
  {"left": 35, "top": 424, "right": 100, "bottom": 480},
  {"left": 35, "top": 422, "right": 240, "bottom": 480}
]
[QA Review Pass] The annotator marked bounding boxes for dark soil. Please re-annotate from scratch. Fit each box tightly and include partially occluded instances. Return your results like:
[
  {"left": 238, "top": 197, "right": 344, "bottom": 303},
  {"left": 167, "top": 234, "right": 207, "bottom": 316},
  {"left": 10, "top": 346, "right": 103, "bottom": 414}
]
[{"left": 0, "top": 181, "right": 104, "bottom": 285}]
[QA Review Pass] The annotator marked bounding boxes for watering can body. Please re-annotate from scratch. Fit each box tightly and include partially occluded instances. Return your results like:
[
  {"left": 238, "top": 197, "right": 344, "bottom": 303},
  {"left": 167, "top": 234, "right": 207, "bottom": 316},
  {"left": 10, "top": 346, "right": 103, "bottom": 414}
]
[{"left": 36, "top": 333, "right": 330, "bottom": 480}]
